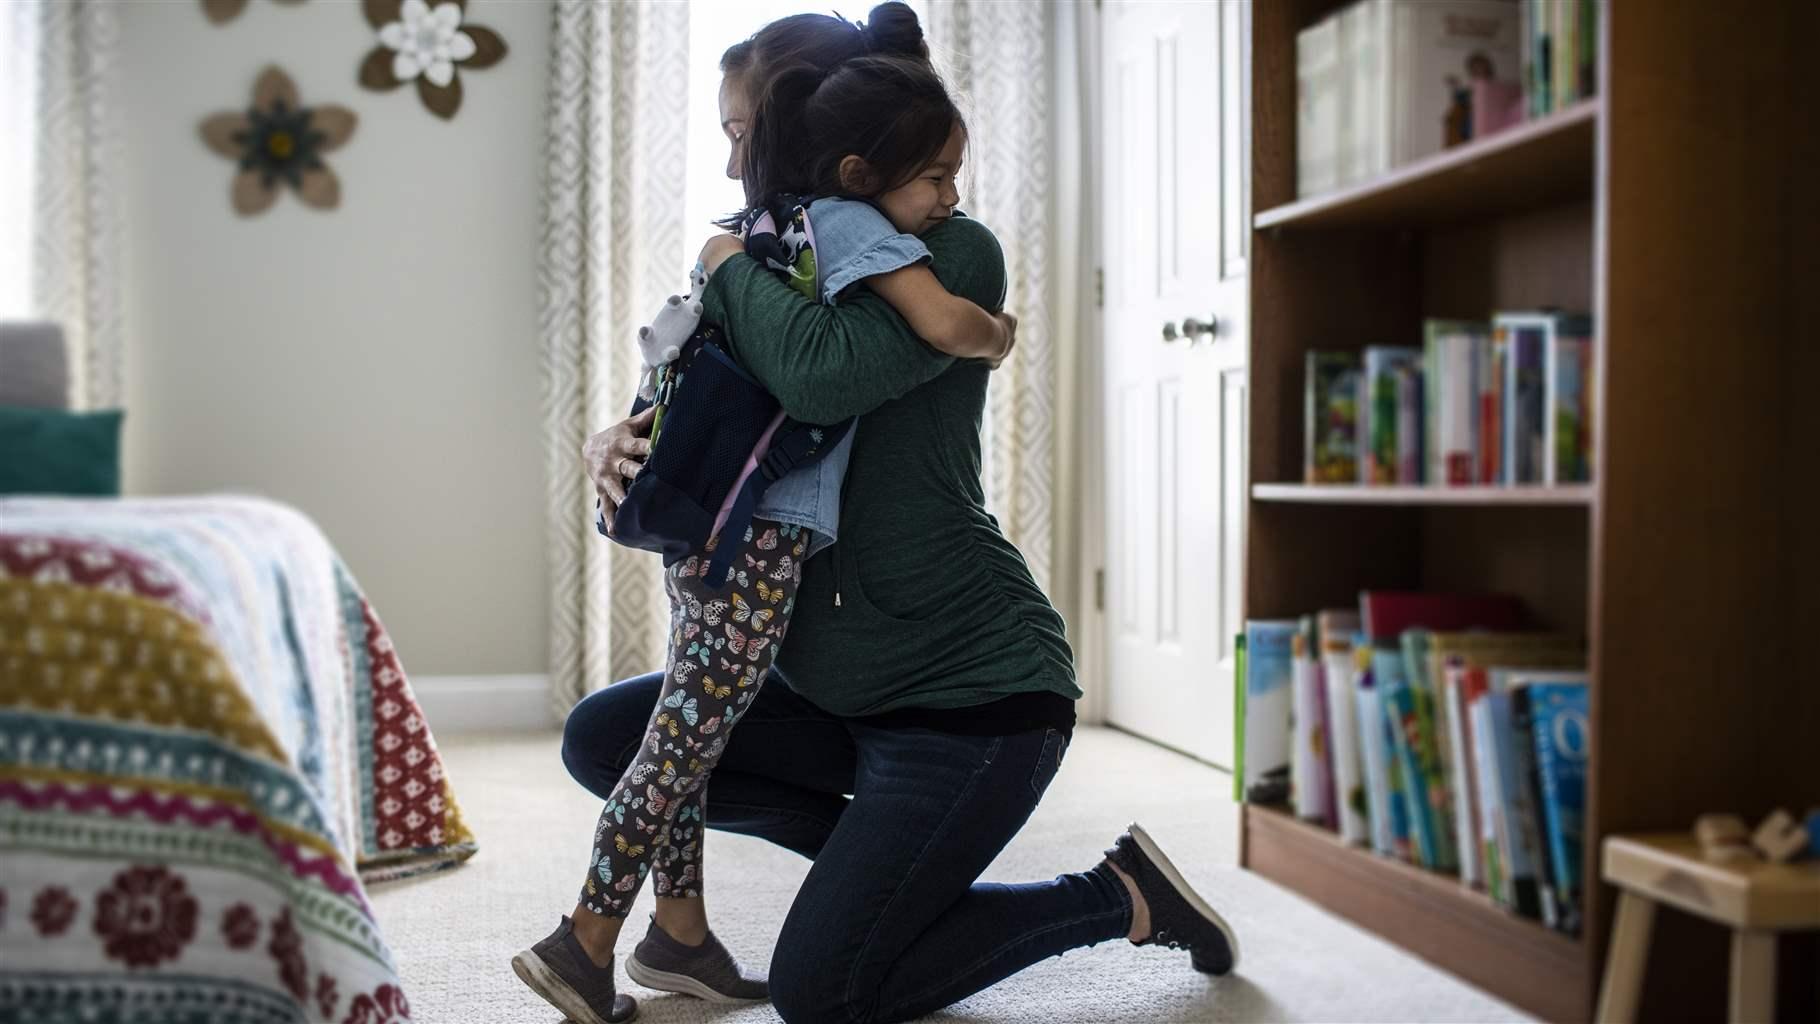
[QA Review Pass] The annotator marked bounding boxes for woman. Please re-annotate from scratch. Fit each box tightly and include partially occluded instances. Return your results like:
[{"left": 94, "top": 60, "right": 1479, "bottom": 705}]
[{"left": 564, "top": 10, "right": 1239, "bottom": 1023}]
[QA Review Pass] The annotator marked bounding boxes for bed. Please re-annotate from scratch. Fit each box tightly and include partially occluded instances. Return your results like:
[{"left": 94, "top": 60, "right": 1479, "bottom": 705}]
[{"left": 0, "top": 324, "right": 473, "bottom": 1023}]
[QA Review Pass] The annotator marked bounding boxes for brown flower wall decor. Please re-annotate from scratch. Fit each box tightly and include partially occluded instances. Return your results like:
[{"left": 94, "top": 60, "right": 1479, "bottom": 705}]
[
  {"left": 201, "top": 0, "right": 307, "bottom": 26},
  {"left": 358, "top": 0, "right": 506, "bottom": 120},
  {"left": 199, "top": 66, "right": 357, "bottom": 216}
]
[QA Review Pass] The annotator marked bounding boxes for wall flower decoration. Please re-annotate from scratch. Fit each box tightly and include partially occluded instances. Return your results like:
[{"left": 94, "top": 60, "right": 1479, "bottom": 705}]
[
  {"left": 199, "top": 66, "right": 357, "bottom": 216},
  {"left": 359, "top": 0, "right": 506, "bottom": 120},
  {"left": 200, "top": 0, "right": 306, "bottom": 26}
]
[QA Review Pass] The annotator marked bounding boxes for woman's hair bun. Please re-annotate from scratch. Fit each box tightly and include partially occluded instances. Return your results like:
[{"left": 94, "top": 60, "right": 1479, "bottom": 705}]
[{"left": 861, "top": 2, "right": 927, "bottom": 59}]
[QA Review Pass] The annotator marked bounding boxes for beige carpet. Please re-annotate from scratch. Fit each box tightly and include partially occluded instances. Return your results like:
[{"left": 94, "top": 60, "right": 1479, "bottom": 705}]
[{"left": 371, "top": 727, "right": 1529, "bottom": 1023}]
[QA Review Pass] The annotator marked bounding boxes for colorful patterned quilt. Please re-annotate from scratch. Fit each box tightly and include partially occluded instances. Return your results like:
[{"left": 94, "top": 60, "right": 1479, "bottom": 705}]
[{"left": 0, "top": 496, "right": 475, "bottom": 1023}]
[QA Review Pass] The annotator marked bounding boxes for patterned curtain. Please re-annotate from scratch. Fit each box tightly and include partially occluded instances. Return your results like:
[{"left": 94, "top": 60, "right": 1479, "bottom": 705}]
[
  {"left": 5, "top": 0, "right": 124, "bottom": 409},
  {"left": 538, "top": 0, "right": 689, "bottom": 718},
  {"left": 925, "top": 0, "right": 1060, "bottom": 593}
]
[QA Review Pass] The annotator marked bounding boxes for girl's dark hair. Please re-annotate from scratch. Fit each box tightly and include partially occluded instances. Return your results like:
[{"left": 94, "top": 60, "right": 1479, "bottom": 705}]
[{"left": 742, "top": 55, "right": 961, "bottom": 207}]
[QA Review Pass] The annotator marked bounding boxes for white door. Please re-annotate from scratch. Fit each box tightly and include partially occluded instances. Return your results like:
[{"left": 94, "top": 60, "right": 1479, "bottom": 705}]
[{"left": 1101, "top": 0, "right": 1249, "bottom": 767}]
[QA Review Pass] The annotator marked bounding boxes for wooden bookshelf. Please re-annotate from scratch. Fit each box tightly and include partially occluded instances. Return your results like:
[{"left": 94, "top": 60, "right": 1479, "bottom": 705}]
[
  {"left": 1241, "top": 2, "right": 1817, "bottom": 1021},
  {"left": 1252, "top": 483, "right": 1593, "bottom": 506}
]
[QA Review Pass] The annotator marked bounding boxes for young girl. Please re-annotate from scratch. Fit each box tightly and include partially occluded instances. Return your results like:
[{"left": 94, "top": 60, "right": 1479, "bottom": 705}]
[{"left": 514, "top": 13, "right": 1009, "bottom": 1024}]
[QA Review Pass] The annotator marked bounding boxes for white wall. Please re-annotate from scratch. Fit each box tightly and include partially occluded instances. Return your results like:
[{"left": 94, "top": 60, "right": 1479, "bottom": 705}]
[{"left": 119, "top": 0, "right": 553, "bottom": 678}]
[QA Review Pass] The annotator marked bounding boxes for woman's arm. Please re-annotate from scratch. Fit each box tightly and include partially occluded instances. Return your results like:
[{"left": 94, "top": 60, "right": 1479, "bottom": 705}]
[{"left": 699, "top": 216, "right": 1009, "bottom": 424}]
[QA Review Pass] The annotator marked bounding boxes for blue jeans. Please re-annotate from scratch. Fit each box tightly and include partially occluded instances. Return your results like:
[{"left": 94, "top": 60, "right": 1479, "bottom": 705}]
[{"left": 562, "top": 672, "right": 1132, "bottom": 1024}]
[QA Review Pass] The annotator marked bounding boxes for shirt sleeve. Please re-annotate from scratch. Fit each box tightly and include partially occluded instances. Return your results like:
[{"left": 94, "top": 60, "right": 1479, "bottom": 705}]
[
  {"left": 700, "top": 215, "right": 1008, "bottom": 425},
  {"left": 806, "top": 198, "right": 933, "bottom": 304}
]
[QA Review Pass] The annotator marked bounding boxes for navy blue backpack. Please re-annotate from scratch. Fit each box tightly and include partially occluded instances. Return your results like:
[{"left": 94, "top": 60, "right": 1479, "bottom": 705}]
[{"left": 598, "top": 321, "right": 852, "bottom": 589}]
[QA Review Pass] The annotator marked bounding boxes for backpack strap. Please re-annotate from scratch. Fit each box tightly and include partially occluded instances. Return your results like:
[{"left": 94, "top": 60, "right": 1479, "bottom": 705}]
[{"left": 701, "top": 415, "right": 856, "bottom": 588}]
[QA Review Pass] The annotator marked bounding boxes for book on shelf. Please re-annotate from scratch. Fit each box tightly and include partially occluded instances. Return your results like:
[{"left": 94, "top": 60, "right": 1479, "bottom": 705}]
[
  {"left": 1240, "top": 621, "right": 1297, "bottom": 804},
  {"left": 1305, "top": 351, "right": 1363, "bottom": 483},
  {"left": 1297, "top": 0, "right": 1526, "bottom": 199},
  {"left": 1362, "top": 346, "right": 1422, "bottom": 484},
  {"left": 1245, "top": 589, "right": 1597, "bottom": 931},
  {"left": 1423, "top": 319, "right": 1491, "bottom": 486},
  {"left": 1526, "top": 0, "right": 1600, "bottom": 118},
  {"left": 1493, "top": 310, "right": 1594, "bottom": 485},
  {"left": 1522, "top": 672, "right": 1589, "bottom": 935},
  {"left": 1290, "top": 619, "right": 1334, "bottom": 824},
  {"left": 1318, "top": 612, "right": 1369, "bottom": 844}
]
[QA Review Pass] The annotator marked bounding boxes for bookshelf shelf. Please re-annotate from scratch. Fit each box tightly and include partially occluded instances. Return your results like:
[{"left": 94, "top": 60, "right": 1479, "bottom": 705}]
[
  {"left": 1254, "top": 100, "right": 1598, "bottom": 231},
  {"left": 1244, "top": 804, "right": 1586, "bottom": 1024},
  {"left": 1251, "top": 483, "right": 1594, "bottom": 506}
]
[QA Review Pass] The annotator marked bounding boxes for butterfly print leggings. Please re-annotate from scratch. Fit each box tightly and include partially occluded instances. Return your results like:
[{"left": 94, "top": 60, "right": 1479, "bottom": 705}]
[{"left": 578, "top": 520, "right": 807, "bottom": 918}]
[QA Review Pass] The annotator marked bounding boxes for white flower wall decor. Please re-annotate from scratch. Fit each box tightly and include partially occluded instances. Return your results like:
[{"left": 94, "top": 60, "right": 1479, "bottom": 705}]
[{"left": 358, "top": 0, "right": 506, "bottom": 120}]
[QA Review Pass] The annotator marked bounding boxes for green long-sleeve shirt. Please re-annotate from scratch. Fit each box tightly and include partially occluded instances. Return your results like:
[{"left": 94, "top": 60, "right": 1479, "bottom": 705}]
[{"left": 700, "top": 216, "right": 1078, "bottom": 716}]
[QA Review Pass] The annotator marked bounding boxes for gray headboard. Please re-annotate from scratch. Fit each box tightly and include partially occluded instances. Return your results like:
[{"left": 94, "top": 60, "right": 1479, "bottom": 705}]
[{"left": 0, "top": 321, "right": 71, "bottom": 409}]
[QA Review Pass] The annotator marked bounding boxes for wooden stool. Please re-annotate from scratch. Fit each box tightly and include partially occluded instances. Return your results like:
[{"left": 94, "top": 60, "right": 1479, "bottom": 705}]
[{"left": 1597, "top": 833, "right": 1820, "bottom": 1023}]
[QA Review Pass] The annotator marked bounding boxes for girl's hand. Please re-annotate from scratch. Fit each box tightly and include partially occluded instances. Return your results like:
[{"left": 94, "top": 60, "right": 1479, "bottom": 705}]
[
  {"left": 698, "top": 234, "right": 745, "bottom": 276},
  {"left": 985, "top": 311, "right": 1019, "bottom": 369},
  {"left": 583, "top": 406, "right": 657, "bottom": 531}
]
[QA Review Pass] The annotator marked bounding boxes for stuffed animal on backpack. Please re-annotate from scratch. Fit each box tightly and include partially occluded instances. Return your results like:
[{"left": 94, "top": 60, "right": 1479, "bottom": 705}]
[{"left": 636, "top": 261, "right": 710, "bottom": 401}]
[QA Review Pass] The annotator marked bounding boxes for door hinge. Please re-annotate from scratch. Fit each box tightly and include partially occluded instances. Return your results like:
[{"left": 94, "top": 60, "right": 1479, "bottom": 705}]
[
  {"left": 1094, "top": 267, "right": 1104, "bottom": 309},
  {"left": 1094, "top": 568, "right": 1105, "bottom": 612}
]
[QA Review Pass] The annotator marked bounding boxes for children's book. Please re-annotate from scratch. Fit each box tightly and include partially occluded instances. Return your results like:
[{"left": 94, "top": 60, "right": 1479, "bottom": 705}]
[
  {"left": 1242, "top": 621, "right": 1297, "bottom": 803},
  {"left": 1305, "top": 351, "right": 1363, "bottom": 482},
  {"left": 1319, "top": 615, "right": 1368, "bottom": 844},
  {"left": 1377, "top": 646, "right": 1446, "bottom": 868},
  {"left": 1522, "top": 673, "right": 1589, "bottom": 934},
  {"left": 1481, "top": 688, "right": 1542, "bottom": 916},
  {"left": 1444, "top": 663, "right": 1484, "bottom": 886},
  {"left": 1422, "top": 320, "right": 1489, "bottom": 486},
  {"left": 1397, "top": 629, "right": 1455, "bottom": 872},
  {"left": 1362, "top": 346, "right": 1421, "bottom": 484},
  {"left": 1233, "top": 632, "right": 1247, "bottom": 802},
  {"left": 1544, "top": 321, "right": 1594, "bottom": 484},
  {"left": 1507, "top": 681, "right": 1558, "bottom": 927},
  {"left": 1290, "top": 620, "right": 1332, "bottom": 822},
  {"left": 1468, "top": 688, "right": 1508, "bottom": 902},
  {"left": 1296, "top": 14, "right": 1342, "bottom": 197},
  {"left": 1355, "top": 650, "right": 1397, "bottom": 857}
]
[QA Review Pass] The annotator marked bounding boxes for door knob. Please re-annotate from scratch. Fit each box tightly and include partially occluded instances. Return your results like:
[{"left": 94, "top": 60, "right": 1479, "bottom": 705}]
[
  {"left": 1161, "top": 321, "right": 1179, "bottom": 343},
  {"left": 1181, "top": 316, "right": 1218, "bottom": 343}
]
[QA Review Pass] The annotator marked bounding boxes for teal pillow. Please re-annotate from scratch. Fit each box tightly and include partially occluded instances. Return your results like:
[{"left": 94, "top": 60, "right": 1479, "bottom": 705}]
[{"left": 0, "top": 405, "right": 124, "bottom": 496}]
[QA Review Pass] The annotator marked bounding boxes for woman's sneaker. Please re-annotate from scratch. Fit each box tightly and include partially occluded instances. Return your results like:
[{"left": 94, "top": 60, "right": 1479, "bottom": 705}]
[
  {"left": 625, "top": 916, "right": 768, "bottom": 1003},
  {"left": 1104, "top": 823, "right": 1240, "bottom": 975},
  {"left": 510, "top": 916, "right": 639, "bottom": 1024}
]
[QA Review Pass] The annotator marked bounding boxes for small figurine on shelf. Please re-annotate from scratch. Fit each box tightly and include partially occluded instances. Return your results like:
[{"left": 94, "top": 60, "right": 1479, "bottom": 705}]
[
  {"left": 1694, "top": 813, "right": 1755, "bottom": 863},
  {"left": 1752, "top": 809, "right": 1810, "bottom": 864}
]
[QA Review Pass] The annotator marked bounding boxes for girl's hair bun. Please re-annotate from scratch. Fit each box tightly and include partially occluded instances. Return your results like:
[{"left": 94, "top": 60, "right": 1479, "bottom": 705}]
[{"left": 861, "top": 2, "right": 928, "bottom": 59}]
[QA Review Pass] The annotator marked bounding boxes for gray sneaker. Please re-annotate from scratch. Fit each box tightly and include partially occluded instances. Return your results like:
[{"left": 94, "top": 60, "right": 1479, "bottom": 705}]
[
  {"left": 510, "top": 916, "right": 638, "bottom": 1024},
  {"left": 625, "top": 916, "right": 768, "bottom": 1003}
]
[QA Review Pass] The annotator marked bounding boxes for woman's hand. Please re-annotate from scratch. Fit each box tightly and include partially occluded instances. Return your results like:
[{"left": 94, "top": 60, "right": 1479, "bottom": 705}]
[
  {"left": 985, "top": 311, "right": 1019, "bottom": 369},
  {"left": 698, "top": 234, "right": 745, "bottom": 276},
  {"left": 582, "top": 406, "right": 657, "bottom": 531}
]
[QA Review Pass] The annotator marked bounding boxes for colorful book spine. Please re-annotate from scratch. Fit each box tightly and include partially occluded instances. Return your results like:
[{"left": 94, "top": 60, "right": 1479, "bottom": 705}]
[
  {"left": 1495, "top": 314, "right": 1549, "bottom": 484},
  {"left": 1527, "top": 676, "right": 1589, "bottom": 934},
  {"left": 1321, "top": 621, "right": 1369, "bottom": 844},
  {"left": 1377, "top": 647, "right": 1443, "bottom": 867},
  {"left": 1242, "top": 621, "right": 1298, "bottom": 803},
  {"left": 1509, "top": 684, "right": 1559, "bottom": 927},
  {"left": 1305, "top": 350, "right": 1363, "bottom": 483},
  {"left": 1396, "top": 361, "right": 1423, "bottom": 483},
  {"left": 1290, "top": 621, "right": 1331, "bottom": 822},
  {"left": 1483, "top": 689, "right": 1542, "bottom": 915},
  {"left": 1362, "top": 346, "right": 1421, "bottom": 484},
  {"left": 1356, "top": 649, "right": 1396, "bottom": 857},
  {"left": 1469, "top": 688, "right": 1507, "bottom": 902},
  {"left": 1544, "top": 319, "right": 1594, "bottom": 484},
  {"left": 1445, "top": 663, "right": 1485, "bottom": 888},
  {"left": 1480, "top": 324, "right": 1506, "bottom": 483},
  {"left": 1399, "top": 629, "right": 1456, "bottom": 873}
]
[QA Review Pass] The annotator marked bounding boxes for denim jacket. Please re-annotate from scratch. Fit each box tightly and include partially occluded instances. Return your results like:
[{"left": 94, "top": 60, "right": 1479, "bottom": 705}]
[{"left": 750, "top": 197, "right": 931, "bottom": 558}]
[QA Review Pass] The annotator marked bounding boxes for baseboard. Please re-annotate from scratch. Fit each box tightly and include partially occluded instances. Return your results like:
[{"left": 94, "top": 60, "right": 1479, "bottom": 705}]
[{"left": 410, "top": 674, "right": 554, "bottom": 735}]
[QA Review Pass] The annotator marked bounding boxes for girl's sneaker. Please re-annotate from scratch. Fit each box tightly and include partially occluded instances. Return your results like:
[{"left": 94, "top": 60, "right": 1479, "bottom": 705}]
[
  {"left": 1104, "top": 822, "right": 1241, "bottom": 975},
  {"left": 625, "top": 916, "right": 768, "bottom": 1003},
  {"left": 510, "top": 916, "right": 639, "bottom": 1024}
]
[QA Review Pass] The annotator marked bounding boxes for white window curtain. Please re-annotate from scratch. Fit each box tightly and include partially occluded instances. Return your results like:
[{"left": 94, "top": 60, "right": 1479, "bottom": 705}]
[
  {"left": 926, "top": 0, "right": 1086, "bottom": 603},
  {"left": 1, "top": 0, "right": 124, "bottom": 408},
  {"left": 538, "top": 0, "right": 690, "bottom": 717}
]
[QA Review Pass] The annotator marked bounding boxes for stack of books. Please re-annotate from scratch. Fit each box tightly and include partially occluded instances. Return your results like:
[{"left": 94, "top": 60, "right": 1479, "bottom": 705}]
[
  {"left": 1296, "top": 0, "right": 1599, "bottom": 199},
  {"left": 1239, "top": 594, "right": 1590, "bottom": 935},
  {"left": 1303, "top": 312, "right": 1595, "bottom": 487}
]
